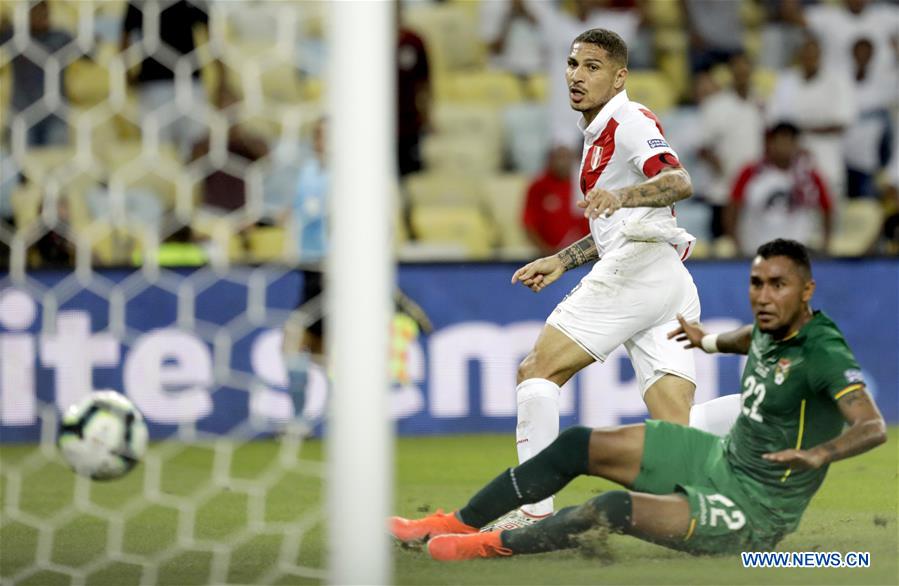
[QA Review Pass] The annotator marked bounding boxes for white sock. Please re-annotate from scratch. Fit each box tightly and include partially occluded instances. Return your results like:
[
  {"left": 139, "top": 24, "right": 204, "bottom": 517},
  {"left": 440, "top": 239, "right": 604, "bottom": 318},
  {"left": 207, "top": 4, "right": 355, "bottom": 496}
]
[
  {"left": 689, "top": 394, "right": 742, "bottom": 437},
  {"left": 516, "top": 378, "right": 561, "bottom": 517}
]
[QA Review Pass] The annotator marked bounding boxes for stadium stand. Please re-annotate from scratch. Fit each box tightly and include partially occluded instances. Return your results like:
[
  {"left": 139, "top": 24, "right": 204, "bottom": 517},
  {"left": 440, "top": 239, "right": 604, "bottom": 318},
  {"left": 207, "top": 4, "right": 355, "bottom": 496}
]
[{"left": 1, "top": 0, "right": 896, "bottom": 269}]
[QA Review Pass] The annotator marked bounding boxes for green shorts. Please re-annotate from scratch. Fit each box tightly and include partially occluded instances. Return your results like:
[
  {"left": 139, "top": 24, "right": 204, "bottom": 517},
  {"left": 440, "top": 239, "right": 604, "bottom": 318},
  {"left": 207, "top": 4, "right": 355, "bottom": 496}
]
[{"left": 632, "top": 420, "right": 787, "bottom": 555}]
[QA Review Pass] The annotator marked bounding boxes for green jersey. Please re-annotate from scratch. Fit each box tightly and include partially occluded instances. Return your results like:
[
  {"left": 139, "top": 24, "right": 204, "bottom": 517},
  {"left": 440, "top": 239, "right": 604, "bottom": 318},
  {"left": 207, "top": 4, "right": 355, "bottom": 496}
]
[{"left": 725, "top": 311, "right": 864, "bottom": 531}]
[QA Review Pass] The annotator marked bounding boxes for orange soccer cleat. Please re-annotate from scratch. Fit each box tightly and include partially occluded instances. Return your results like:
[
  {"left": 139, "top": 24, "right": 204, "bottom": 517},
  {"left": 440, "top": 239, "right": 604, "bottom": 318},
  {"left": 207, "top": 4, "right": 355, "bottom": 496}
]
[
  {"left": 389, "top": 509, "right": 478, "bottom": 543},
  {"left": 427, "top": 530, "right": 514, "bottom": 561}
]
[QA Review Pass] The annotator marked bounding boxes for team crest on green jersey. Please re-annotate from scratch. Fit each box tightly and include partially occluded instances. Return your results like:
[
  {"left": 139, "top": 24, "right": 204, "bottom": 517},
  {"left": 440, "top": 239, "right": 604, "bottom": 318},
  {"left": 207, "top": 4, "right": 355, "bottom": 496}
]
[{"left": 774, "top": 358, "right": 792, "bottom": 385}]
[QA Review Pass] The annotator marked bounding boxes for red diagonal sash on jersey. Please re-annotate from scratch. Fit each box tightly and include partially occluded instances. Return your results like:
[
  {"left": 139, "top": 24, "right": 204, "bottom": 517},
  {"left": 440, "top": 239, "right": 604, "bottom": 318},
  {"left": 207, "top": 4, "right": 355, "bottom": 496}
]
[{"left": 579, "top": 118, "right": 619, "bottom": 195}]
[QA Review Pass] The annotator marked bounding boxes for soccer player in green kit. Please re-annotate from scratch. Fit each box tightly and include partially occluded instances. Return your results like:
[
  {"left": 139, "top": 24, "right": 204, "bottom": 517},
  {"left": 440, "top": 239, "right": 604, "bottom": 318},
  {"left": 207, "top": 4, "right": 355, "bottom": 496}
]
[{"left": 390, "top": 239, "right": 887, "bottom": 560}]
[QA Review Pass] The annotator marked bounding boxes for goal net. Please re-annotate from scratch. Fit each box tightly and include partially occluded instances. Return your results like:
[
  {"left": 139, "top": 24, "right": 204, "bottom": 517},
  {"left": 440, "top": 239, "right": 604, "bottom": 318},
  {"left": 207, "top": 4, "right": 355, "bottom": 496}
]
[{"left": 0, "top": 1, "right": 372, "bottom": 583}]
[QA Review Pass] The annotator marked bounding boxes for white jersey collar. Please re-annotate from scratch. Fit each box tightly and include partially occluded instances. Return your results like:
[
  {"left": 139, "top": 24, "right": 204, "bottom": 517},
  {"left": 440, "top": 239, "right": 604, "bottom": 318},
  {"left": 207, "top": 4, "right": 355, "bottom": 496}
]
[{"left": 577, "top": 89, "right": 628, "bottom": 142}]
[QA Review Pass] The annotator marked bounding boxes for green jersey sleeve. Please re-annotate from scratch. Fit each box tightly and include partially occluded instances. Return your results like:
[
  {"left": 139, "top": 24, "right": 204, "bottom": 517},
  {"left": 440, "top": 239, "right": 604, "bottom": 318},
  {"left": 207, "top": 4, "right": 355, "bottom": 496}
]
[{"left": 807, "top": 334, "right": 865, "bottom": 402}]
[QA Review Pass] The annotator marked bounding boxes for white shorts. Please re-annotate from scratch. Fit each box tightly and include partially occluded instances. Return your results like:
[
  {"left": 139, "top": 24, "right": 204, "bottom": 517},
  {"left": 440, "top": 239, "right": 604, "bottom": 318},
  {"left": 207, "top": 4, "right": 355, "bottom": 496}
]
[{"left": 545, "top": 241, "right": 701, "bottom": 395}]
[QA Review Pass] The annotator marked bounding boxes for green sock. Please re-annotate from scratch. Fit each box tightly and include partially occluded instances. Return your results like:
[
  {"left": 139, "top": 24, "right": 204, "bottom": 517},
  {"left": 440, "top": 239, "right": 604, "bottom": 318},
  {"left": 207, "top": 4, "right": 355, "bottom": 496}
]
[
  {"left": 457, "top": 426, "right": 592, "bottom": 528},
  {"left": 500, "top": 491, "right": 633, "bottom": 554}
]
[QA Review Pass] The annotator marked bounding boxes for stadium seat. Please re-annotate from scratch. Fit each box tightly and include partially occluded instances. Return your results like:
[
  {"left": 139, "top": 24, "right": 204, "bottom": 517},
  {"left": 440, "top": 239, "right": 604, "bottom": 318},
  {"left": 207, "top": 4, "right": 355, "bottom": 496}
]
[
  {"left": 221, "top": 41, "right": 303, "bottom": 103},
  {"left": 829, "top": 200, "right": 884, "bottom": 257},
  {"left": 444, "top": 71, "right": 525, "bottom": 106},
  {"left": 10, "top": 182, "right": 43, "bottom": 233},
  {"left": 404, "top": 2, "right": 485, "bottom": 72},
  {"left": 260, "top": 64, "right": 303, "bottom": 103},
  {"left": 65, "top": 59, "right": 111, "bottom": 106},
  {"left": 483, "top": 173, "right": 531, "bottom": 250},
  {"left": 296, "top": 1, "right": 325, "bottom": 38},
  {"left": 301, "top": 77, "right": 324, "bottom": 101},
  {"left": 47, "top": 0, "right": 81, "bottom": 34},
  {"left": 404, "top": 171, "right": 483, "bottom": 207},
  {"left": 429, "top": 103, "right": 503, "bottom": 170},
  {"left": 744, "top": 30, "right": 763, "bottom": 63},
  {"left": 654, "top": 31, "right": 689, "bottom": 101},
  {"left": 0, "top": 62, "right": 10, "bottom": 122},
  {"left": 740, "top": 0, "right": 766, "bottom": 28},
  {"left": 503, "top": 103, "right": 550, "bottom": 175},
  {"left": 224, "top": 2, "right": 283, "bottom": 43},
  {"left": 624, "top": 71, "right": 676, "bottom": 116},
  {"left": 247, "top": 225, "right": 288, "bottom": 262},
  {"left": 646, "top": 0, "right": 684, "bottom": 28},
  {"left": 751, "top": 68, "right": 779, "bottom": 101},
  {"left": 421, "top": 134, "right": 502, "bottom": 175},
  {"left": 410, "top": 204, "right": 496, "bottom": 258},
  {"left": 712, "top": 236, "right": 738, "bottom": 258},
  {"left": 526, "top": 74, "right": 549, "bottom": 102},
  {"left": 432, "top": 103, "right": 502, "bottom": 144}
]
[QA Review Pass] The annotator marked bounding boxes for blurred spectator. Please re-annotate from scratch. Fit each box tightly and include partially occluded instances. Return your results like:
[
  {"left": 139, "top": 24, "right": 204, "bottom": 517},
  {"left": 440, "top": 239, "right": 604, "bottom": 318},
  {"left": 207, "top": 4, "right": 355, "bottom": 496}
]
[
  {"left": 698, "top": 54, "right": 765, "bottom": 238},
  {"left": 292, "top": 118, "right": 328, "bottom": 262},
  {"left": 281, "top": 118, "right": 329, "bottom": 432},
  {"left": 803, "top": 0, "right": 899, "bottom": 81},
  {"left": 768, "top": 34, "right": 857, "bottom": 201},
  {"left": 759, "top": 0, "right": 809, "bottom": 70},
  {"left": 85, "top": 181, "right": 164, "bottom": 231},
  {"left": 0, "top": 149, "right": 13, "bottom": 269},
  {"left": 844, "top": 38, "right": 894, "bottom": 198},
  {"left": 725, "top": 123, "right": 833, "bottom": 256},
  {"left": 530, "top": 0, "right": 640, "bottom": 146},
  {"left": 480, "top": 0, "right": 544, "bottom": 77},
  {"left": 397, "top": 6, "right": 431, "bottom": 177},
  {"left": 262, "top": 137, "right": 303, "bottom": 221},
  {"left": 0, "top": 149, "right": 17, "bottom": 223},
  {"left": 658, "top": 70, "right": 720, "bottom": 243},
  {"left": 30, "top": 196, "right": 75, "bottom": 267},
  {"left": 521, "top": 145, "right": 589, "bottom": 254},
  {"left": 121, "top": 0, "right": 221, "bottom": 156},
  {"left": 191, "top": 87, "right": 270, "bottom": 213},
  {"left": 681, "top": 0, "right": 744, "bottom": 73},
  {"left": 0, "top": 1, "right": 73, "bottom": 146}
]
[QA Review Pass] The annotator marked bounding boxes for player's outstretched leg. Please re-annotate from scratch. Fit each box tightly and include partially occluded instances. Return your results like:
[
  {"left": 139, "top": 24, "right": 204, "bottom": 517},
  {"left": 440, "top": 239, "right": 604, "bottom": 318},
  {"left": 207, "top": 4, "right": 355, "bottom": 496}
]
[
  {"left": 429, "top": 491, "right": 691, "bottom": 561},
  {"left": 509, "top": 325, "right": 595, "bottom": 523},
  {"left": 390, "top": 425, "right": 592, "bottom": 543},
  {"left": 390, "top": 424, "right": 644, "bottom": 543}
]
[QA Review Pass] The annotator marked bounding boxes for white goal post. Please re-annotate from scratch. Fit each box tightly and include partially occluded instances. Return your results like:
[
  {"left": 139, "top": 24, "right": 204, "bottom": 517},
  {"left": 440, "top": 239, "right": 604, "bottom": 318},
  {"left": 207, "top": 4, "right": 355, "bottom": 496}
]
[{"left": 326, "top": 1, "right": 395, "bottom": 584}]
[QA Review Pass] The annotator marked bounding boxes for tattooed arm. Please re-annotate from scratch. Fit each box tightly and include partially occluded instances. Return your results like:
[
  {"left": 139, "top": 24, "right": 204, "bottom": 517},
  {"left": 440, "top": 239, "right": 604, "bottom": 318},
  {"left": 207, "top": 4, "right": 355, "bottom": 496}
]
[
  {"left": 511, "top": 234, "right": 598, "bottom": 293},
  {"left": 579, "top": 167, "right": 693, "bottom": 219},
  {"left": 556, "top": 234, "right": 599, "bottom": 271},
  {"left": 619, "top": 167, "right": 692, "bottom": 208}
]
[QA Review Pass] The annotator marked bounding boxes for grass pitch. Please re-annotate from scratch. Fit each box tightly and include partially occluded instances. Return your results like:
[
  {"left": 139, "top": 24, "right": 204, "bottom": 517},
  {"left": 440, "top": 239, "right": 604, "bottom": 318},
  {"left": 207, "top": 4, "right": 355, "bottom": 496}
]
[{"left": 1, "top": 429, "right": 897, "bottom": 585}]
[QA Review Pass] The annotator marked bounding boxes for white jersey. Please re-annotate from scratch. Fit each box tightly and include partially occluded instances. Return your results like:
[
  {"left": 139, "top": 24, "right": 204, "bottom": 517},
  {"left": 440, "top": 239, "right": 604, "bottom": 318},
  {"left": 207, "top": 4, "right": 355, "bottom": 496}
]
[{"left": 577, "top": 90, "right": 695, "bottom": 261}]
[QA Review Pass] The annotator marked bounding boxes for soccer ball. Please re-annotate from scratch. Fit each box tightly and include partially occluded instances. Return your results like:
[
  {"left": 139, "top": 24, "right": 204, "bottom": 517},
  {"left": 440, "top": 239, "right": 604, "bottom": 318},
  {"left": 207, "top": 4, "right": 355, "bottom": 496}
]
[{"left": 57, "top": 391, "right": 149, "bottom": 481}]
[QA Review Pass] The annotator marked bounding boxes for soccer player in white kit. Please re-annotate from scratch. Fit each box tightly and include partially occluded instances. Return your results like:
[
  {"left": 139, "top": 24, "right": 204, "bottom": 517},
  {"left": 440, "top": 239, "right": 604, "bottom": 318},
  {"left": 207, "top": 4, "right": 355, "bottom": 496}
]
[{"left": 496, "top": 28, "right": 737, "bottom": 530}]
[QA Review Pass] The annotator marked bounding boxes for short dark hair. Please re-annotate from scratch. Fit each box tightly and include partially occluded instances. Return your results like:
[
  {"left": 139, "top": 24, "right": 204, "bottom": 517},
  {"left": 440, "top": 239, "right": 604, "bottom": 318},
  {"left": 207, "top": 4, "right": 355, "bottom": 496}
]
[
  {"left": 756, "top": 239, "right": 812, "bottom": 280},
  {"left": 767, "top": 121, "right": 800, "bottom": 139},
  {"left": 572, "top": 29, "right": 628, "bottom": 66}
]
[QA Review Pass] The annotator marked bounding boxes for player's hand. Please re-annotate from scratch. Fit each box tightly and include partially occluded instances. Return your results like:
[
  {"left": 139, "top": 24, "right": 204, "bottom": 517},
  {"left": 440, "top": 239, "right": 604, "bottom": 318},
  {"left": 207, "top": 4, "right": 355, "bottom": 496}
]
[
  {"left": 578, "top": 187, "right": 624, "bottom": 219},
  {"left": 761, "top": 448, "right": 828, "bottom": 471},
  {"left": 667, "top": 314, "right": 706, "bottom": 349},
  {"left": 511, "top": 256, "right": 565, "bottom": 293}
]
